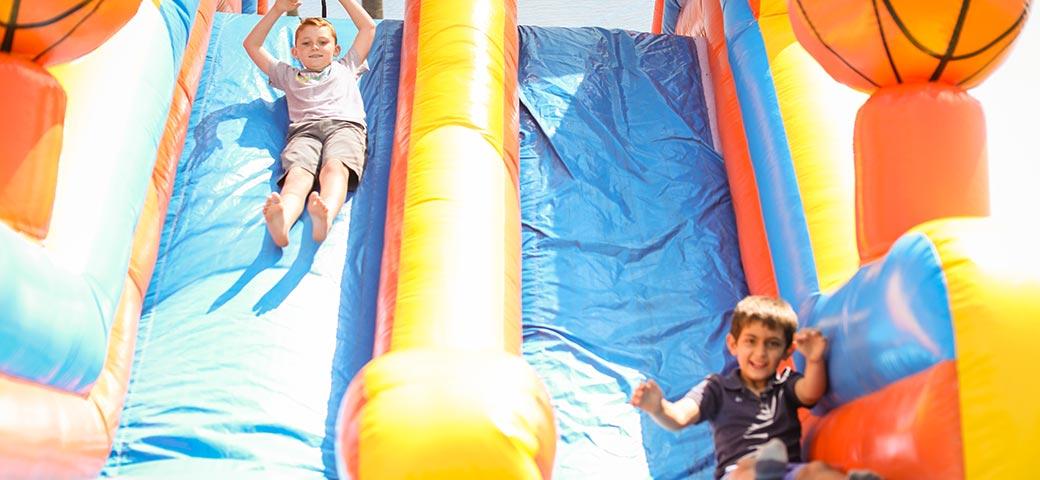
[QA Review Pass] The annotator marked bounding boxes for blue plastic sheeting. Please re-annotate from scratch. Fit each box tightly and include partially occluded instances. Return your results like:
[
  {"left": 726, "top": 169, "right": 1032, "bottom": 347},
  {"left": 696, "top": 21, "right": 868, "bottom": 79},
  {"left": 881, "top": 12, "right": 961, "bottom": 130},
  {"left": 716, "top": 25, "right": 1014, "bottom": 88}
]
[
  {"left": 722, "top": 0, "right": 818, "bottom": 306},
  {"left": 519, "top": 26, "right": 747, "bottom": 480},
  {"left": 102, "top": 16, "right": 400, "bottom": 478},
  {"left": 803, "top": 232, "right": 955, "bottom": 412},
  {"left": 159, "top": 0, "right": 200, "bottom": 66},
  {"left": 661, "top": 0, "right": 684, "bottom": 34},
  {"left": 0, "top": 10, "right": 177, "bottom": 393},
  {"left": 241, "top": 0, "right": 257, "bottom": 14}
]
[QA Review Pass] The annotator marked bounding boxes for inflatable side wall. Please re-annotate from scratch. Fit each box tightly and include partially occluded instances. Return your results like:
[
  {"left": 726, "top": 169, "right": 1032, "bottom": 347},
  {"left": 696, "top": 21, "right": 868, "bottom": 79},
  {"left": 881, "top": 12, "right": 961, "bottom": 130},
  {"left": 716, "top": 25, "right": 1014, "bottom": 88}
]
[
  {"left": 0, "top": 0, "right": 219, "bottom": 477},
  {"left": 3, "top": 0, "right": 1037, "bottom": 478},
  {"left": 661, "top": 0, "right": 1039, "bottom": 478}
]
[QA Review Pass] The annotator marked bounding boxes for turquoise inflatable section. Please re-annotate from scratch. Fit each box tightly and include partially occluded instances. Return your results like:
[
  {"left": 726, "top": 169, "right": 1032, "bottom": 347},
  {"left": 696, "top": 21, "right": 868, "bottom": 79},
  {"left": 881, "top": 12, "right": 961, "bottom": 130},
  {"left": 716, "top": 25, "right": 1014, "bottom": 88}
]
[{"left": 102, "top": 16, "right": 401, "bottom": 478}]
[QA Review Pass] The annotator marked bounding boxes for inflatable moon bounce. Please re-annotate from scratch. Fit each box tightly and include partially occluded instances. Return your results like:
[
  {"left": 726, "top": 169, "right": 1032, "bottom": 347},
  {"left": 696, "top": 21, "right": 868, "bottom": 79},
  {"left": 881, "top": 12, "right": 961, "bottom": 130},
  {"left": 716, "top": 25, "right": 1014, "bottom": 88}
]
[{"left": 1, "top": 0, "right": 1036, "bottom": 478}]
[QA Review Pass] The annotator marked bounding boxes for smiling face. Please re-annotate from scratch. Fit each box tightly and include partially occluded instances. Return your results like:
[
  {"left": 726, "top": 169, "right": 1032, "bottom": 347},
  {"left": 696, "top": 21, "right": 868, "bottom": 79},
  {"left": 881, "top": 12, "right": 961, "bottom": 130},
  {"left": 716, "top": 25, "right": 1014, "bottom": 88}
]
[
  {"left": 726, "top": 321, "right": 793, "bottom": 391},
  {"left": 292, "top": 24, "right": 340, "bottom": 71}
]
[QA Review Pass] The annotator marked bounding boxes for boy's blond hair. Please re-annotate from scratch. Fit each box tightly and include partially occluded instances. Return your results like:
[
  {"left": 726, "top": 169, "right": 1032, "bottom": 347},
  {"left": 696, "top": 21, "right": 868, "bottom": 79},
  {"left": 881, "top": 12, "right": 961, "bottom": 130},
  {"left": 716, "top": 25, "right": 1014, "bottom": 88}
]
[
  {"left": 730, "top": 295, "right": 798, "bottom": 349},
  {"left": 296, "top": 17, "right": 338, "bottom": 43}
]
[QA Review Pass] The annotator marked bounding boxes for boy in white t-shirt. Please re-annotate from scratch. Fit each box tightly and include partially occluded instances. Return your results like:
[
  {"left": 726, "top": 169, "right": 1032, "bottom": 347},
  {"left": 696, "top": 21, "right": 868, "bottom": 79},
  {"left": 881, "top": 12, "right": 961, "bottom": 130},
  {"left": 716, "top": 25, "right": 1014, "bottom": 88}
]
[{"left": 243, "top": 0, "right": 375, "bottom": 247}]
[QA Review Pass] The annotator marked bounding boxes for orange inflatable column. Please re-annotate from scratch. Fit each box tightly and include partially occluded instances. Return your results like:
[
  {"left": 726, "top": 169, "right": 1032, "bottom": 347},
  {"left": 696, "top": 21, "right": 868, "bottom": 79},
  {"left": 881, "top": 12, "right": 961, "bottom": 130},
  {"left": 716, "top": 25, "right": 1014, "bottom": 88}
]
[
  {"left": 855, "top": 83, "right": 988, "bottom": 262},
  {"left": 0, "top": 55, "right": 64, "bottom": 239}
]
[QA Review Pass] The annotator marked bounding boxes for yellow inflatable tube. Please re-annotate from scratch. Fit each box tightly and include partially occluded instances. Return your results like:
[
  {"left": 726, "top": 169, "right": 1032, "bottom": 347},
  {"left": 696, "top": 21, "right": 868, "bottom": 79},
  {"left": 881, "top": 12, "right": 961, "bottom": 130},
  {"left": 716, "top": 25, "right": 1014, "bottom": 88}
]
[{"left": 337, "top": 1, "right": 556, "bottom": 478}]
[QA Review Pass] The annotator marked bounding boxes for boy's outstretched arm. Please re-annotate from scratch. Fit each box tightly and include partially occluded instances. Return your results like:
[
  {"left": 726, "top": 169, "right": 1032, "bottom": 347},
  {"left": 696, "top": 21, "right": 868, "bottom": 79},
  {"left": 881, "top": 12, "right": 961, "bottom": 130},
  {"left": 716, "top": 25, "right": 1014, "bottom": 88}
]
[
  {"left": 630, "top": 379, "right": 701, "bottom": 431},
  {"left": 338, "top": 0, "right": 377, "bottom": 62},
  {"left": 243, "top": 0, "right": 300, "bottom": 77},
  {"left": 793, "top": 328, "right": 828, "bottom": 405}
]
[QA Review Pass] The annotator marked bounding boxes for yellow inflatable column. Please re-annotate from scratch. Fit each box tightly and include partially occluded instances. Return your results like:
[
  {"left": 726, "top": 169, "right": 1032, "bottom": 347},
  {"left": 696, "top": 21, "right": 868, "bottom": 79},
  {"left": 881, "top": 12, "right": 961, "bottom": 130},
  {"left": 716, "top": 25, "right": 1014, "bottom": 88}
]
[{"left": 337, "top": 1, "right": 556, "bottom": 478}]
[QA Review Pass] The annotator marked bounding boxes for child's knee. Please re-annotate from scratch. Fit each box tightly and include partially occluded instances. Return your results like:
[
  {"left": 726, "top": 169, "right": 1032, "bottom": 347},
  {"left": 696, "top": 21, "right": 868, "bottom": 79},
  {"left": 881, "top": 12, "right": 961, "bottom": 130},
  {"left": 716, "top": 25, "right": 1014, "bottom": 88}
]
[
  {"left": 796, "top": 461, "right": 843, "bottom": 479},
  {"left": 725, "top": 456, "right": 758, "bottom": 480},
  {"left": 321, "top": 159, "right": 348, "bottom": 175}
]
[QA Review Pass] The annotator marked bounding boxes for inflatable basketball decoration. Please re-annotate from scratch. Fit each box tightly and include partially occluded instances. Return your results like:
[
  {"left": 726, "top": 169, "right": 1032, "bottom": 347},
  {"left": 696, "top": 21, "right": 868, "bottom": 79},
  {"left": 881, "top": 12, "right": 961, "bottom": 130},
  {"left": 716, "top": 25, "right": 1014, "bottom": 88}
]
[
  {"left": 787, "top": 0, "right": 1029, "bottom": 262},
  {"left": 0, "top": 0, "right": 141, "bottom": 66},
  {"left": 789, "top": 0, "right": 1030, "bottom": 93}
]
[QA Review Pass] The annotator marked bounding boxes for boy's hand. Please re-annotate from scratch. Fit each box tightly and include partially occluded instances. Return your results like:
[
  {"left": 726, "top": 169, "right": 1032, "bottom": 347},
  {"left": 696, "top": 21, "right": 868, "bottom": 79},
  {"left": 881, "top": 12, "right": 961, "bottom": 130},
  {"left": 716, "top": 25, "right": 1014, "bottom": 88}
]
[
  {"left": 273, "top": 0, "right": 302, "bottom": 13},
  {"left": 794, "top": 328, "right": 828, "bottom": 363},
  {"left": 630, "top": 379, "right": 664, "bottom": 414}
]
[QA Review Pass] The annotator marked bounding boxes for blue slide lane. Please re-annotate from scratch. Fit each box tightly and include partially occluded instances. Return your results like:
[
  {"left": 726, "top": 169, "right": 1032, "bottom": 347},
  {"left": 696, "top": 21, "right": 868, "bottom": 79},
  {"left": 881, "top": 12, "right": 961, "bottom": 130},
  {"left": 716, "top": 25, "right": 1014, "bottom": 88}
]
[
  {"left": 519, "top": 26, "right": 748, "bottom": 479},
  {"left": 102, "top": 16, "right": 400, "bottom": 478}
]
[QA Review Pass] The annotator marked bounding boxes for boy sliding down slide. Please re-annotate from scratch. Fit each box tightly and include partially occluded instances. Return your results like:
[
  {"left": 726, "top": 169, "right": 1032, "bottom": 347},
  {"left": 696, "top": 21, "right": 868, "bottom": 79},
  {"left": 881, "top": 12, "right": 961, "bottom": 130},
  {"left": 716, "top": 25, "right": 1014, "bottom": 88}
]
[
  {"left": 243, "top": 0, "right": 376, "bottom": 247},
  {"left": 631, "top": 296, "right": 881, "bottom": 480}
]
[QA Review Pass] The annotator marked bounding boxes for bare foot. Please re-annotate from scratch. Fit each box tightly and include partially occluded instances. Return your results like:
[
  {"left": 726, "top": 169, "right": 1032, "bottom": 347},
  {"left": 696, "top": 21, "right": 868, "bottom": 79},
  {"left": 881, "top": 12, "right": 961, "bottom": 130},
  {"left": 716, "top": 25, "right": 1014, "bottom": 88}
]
[
  {"left": 307, "top": 191, "right": 332, "bottom": 243},
  {"left": 263, "top": 192, "right": 290, "bottom": 247}
]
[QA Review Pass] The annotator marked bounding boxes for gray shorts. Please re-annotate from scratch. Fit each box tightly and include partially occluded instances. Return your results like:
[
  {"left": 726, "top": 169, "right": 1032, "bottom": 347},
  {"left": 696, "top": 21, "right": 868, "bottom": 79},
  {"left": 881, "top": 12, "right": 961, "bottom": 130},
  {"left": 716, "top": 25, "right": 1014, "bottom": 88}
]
[{"left": 279, "top": 119, "right": 366, "bottom": 190}]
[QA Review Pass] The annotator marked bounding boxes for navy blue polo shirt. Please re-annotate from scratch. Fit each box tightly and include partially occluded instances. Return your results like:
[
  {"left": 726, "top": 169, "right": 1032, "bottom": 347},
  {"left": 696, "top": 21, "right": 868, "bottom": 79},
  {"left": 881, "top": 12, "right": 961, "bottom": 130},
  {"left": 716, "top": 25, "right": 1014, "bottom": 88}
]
[{"left": 685, "top": 367, "right": 810, "bottom": 479}]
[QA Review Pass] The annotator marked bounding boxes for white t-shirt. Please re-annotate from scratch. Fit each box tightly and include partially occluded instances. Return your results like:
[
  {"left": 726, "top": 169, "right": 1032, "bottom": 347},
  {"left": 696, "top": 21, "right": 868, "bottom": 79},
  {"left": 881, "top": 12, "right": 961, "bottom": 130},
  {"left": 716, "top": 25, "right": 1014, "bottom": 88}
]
[{"left": 268, "top": 48, "right": 369, "bottom": 126}]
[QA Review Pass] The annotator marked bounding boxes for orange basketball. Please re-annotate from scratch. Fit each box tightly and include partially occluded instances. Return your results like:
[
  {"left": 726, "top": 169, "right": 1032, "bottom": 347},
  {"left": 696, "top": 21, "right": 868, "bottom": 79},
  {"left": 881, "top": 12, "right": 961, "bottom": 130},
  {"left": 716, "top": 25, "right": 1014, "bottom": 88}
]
[
  {"left": 0, "top": 0, "right": 141, "bottom": 66},
  {"left": 789, "top": 0, "right": 1031, "bottom": 93}
]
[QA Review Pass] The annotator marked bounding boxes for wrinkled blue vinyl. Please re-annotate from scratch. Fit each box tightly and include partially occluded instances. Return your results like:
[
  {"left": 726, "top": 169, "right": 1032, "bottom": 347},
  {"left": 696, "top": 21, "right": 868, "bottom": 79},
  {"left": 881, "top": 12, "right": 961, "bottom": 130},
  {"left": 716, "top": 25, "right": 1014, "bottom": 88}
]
[
  {"left": 519, "top": 26, "right": 747, "bottom": 480},
  {"left": 102, "top": 16, "right": 401, "bottom": 478}
]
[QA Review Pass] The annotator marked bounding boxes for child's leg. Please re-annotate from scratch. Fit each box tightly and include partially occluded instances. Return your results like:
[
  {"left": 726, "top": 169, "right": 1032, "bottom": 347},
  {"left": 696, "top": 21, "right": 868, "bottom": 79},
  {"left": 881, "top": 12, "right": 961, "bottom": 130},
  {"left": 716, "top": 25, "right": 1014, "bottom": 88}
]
[
  {"left": 271, "top": 122, "right": 324, "bottom": 247},
  {"left": 307, "top": 160, "right": 351, "bottom": 243},
  {"left": 754, "top": 438, "right": 787, "bottom": 480},
  {"left": 265, "top": 167, "right": 314, "bottom": 247},
  {"left": 308, "top": 121, "right": 365, "bottom": 243}
]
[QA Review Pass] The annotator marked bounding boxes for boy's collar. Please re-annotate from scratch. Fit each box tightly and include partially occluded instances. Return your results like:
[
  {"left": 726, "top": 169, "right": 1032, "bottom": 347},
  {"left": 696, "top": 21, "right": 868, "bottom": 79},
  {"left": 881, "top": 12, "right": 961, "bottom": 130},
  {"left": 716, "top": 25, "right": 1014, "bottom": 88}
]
[
  {"left": 300, "top": 60, "right": 336, "bottom": 74},
  {"left": 720, "top": 367, "right": 792, "bottom": 391},
  {"left": 302, "top": 64, "right": 332, "bottom": 73}
]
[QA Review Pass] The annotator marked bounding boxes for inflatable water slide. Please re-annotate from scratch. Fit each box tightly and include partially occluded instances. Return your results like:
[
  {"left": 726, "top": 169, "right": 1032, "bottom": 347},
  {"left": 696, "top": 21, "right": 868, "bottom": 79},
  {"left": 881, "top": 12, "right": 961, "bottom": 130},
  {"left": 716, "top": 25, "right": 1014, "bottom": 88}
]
[{"left": 1, "top": 0, "right": 1036, "bottom": 478}]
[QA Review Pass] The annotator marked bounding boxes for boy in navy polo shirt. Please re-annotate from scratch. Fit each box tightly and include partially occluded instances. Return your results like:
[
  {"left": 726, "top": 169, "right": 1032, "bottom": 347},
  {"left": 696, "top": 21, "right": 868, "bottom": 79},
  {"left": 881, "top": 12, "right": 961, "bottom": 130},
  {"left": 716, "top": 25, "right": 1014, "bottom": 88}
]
[{"left": 631, "top": 296, "right": 876, "bottom": 480}]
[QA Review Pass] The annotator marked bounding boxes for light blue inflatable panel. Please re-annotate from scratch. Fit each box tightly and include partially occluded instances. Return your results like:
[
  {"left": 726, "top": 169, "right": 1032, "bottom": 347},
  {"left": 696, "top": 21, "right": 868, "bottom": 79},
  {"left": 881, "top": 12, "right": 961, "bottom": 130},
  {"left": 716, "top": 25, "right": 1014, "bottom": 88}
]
[
  {"left": 519, "top": 26, "right": 747, "bottom": 480},
  {"left": 102, "top": 16, "right": 401, "bottom": 478},
  {"left": 803, "top": 232, "right": 955, "bottom": 412},
  {"left": 159, "top": 0, "right": 201, "bottom": 66}
]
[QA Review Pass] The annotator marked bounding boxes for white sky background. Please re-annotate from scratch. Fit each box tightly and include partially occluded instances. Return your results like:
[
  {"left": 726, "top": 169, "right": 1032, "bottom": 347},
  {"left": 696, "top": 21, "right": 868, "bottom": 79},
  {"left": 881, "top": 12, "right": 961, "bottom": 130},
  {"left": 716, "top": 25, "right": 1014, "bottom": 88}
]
[
  {"left": 974, "top": 13, "right": 1040, "bottom": 224},
  {"left": 304, "top": 0, "right": 1039, "bottom": 223},
  {"left": 301, "top": 0, "right": 654, "bottom": 30}
]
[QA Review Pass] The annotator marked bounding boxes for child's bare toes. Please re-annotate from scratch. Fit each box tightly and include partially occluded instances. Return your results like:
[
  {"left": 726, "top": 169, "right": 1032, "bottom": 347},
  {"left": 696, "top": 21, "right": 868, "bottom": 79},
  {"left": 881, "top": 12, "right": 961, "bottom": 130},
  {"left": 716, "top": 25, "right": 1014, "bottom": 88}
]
[
  {"left": 307, "top": 191, "right": 331, "bottom": 243},
  {"left": 264, "top": 193, "right": 289, "bottom": 247}
]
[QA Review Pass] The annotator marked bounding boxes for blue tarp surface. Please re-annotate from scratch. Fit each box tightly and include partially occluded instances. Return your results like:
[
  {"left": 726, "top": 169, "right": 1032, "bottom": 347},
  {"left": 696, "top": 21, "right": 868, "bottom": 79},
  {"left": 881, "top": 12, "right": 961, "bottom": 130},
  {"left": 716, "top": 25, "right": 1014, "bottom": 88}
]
[
  {"left": 102, "top": 15, "right": 401, "bottom": 478},
  {"left": 518, "top": 26, "right": 748, "bottom": 479}
]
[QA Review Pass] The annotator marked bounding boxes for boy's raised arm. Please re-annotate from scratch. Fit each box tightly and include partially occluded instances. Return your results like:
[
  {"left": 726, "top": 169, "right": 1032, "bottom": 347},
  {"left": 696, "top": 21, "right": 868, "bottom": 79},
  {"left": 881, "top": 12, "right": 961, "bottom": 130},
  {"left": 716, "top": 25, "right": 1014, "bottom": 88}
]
[
  {"left": 793, "top": 328, "right": 828, "bottom": 405},
  {"left": 243, "top": 0, "right": 300, "bottom": 77},
  {"left": 338, "top": 0, "right": 377, "bottom": 62},
  {"left": 630, "top": 379, "right": 701, "bottom": 431}
]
